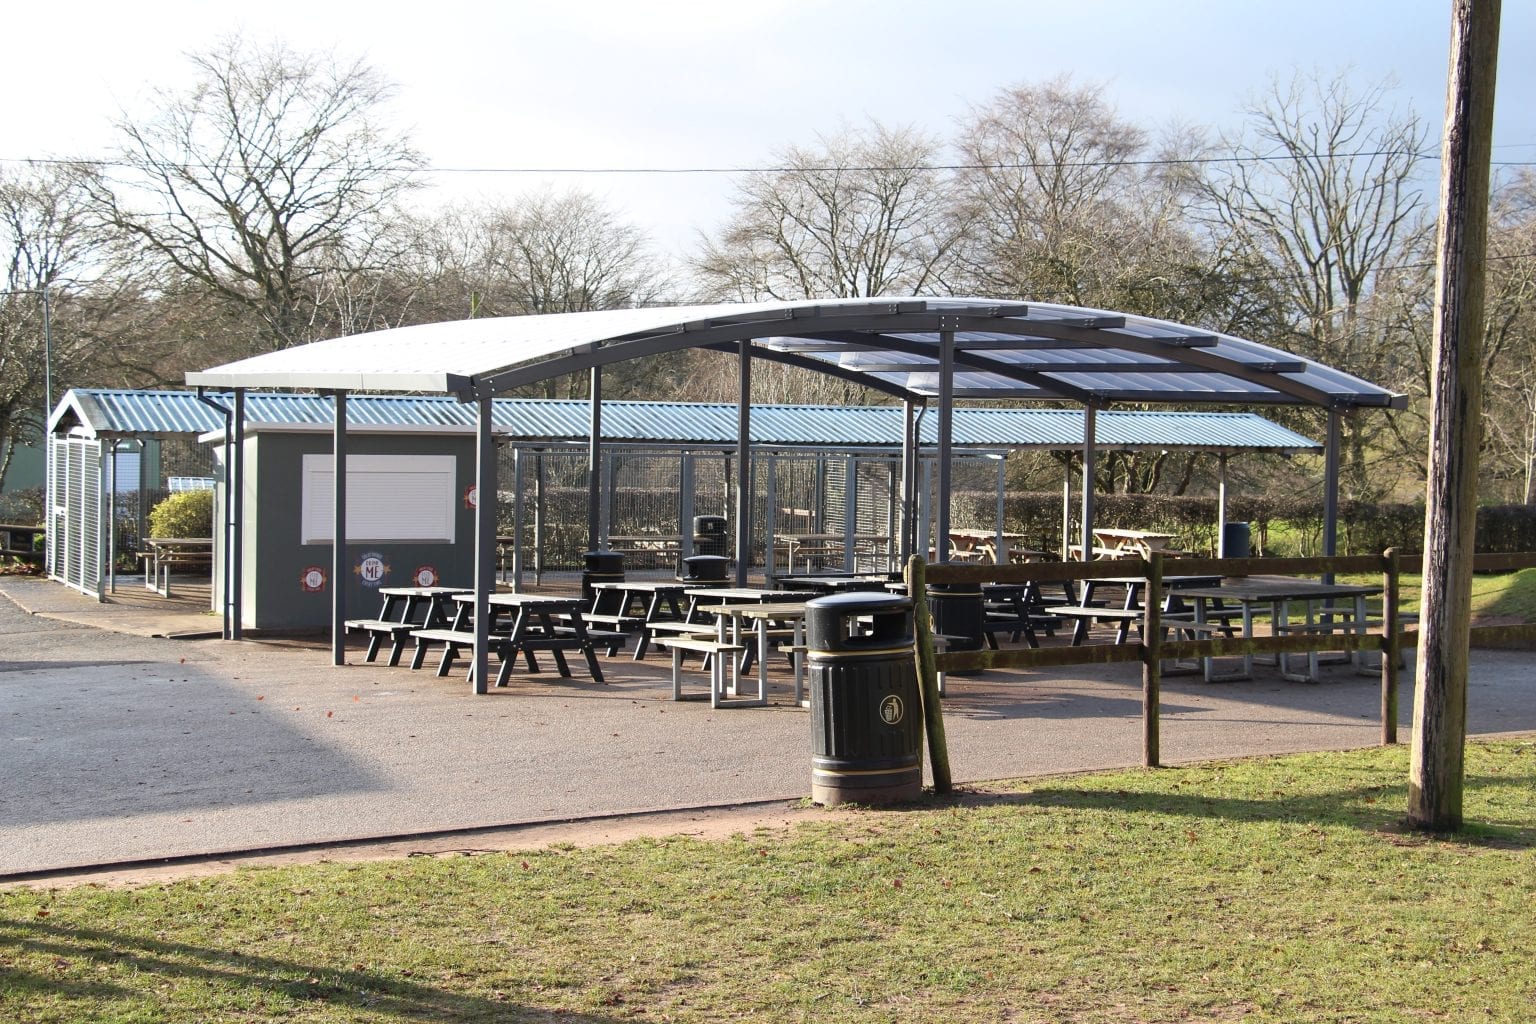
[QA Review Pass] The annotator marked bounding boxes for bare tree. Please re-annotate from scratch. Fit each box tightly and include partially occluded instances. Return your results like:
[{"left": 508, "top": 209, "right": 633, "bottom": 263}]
[
  {"left": 952, "top": 76, "right": 1147, "bottom": 302},
  {"left": 86, "top": 36, "right": 425, "bottom": 353},
  {"left": 1197, "top": 70, "right": 1428, "bottom": 498},
  {"left": 695, "top": 119, "right": 962, "bottom": 302},
  {"left": 1469, "top": 171, "right": 1536, "bottom": 499},
  {"left": 486, "top": 188, "right": 670, "bottom": 316},
  {"left": 1372, "top": 170, "right": 1536, "bottom": 500},
  {"left": 391, "top": 190, "right": 676, "bottom": 398},
  {"left": 0, "top": 163, "right": 118, "bottom": 488}
]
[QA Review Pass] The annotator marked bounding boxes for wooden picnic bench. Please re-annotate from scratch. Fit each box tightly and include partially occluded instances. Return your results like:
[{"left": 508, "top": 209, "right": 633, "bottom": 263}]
[
  {"left": 0, "top": 523, "right": 44, "bottom": 563},
  {"left": 139, "top": 537, "right": 214, "bottom": 597}
]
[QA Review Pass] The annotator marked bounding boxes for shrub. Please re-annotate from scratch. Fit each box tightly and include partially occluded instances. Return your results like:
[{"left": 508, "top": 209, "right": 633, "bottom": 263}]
[{"left": 148, "top": 489, "right": 214, "bottom": 539}]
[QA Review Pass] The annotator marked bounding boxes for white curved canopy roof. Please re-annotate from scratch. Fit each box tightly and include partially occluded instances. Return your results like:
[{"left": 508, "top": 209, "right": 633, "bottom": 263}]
[{"left": 186, "top": 297, "right": 1405, "bottom": 411}]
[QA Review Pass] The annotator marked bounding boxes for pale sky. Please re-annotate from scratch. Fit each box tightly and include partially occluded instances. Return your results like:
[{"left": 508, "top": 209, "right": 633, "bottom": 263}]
[{"left": 6, "top": 0, "right": 1532, "bottom": 265}]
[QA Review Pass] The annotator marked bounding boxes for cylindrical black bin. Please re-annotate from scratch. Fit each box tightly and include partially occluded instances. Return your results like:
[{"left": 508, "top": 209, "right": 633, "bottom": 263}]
[
  {"left": 1221, "top": 521, "right": 1252, "bottom": 559},
  {"left": 927, "top": 572, "right": 984, "bottom": 674},
  {"left": 693, "top": 515, "right": 728, "bottom": 557},
  {"left": 807, "top": 592, "right": 922, "bottom": 806},
  {"left": 679, "top": 554, "right": 729, "bottom": 582},
  {"left": 582, "top": 550, "right": 625, "bottom": 604}
]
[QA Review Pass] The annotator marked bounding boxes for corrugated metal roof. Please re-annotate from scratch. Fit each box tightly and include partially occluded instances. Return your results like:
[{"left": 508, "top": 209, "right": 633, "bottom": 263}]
[
  {"left": 183, "top": 297, "right": 1405, "bottom": 411},
  {"left": 49, "top": 389, "right": 1320, "bottom": 452}
]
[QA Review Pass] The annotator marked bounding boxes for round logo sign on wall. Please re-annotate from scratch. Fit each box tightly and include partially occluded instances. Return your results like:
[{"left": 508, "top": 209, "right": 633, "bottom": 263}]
[
  {"left": 413, "top": 565, "right": 439, "bottom": 588},
  {"left": 300, "top": 566, "right": 327, "bottom": 593},
  {"left": 878, "top": 694, "right": 905, "bottom": 726},
  {"left": 356, "top": 552, "right": 389, "bottom": 587}
]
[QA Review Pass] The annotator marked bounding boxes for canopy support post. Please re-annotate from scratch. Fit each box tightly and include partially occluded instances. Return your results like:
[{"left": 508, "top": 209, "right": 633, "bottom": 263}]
[
  {"left": 679, "top": 454, "right": 695, "bottom": 562},
  {"left": 231, "top": 387, "right": 245, "bottom": 640},
  {"left": 1061, "top": 454, "right": 1072, "bottom": 561},
  {"left": 734, "top": 339, "right": 752, "bottom": 586},
  {"left": 588, "top": 367, "right": 602, "bottom": 553},
  {"left": 511, "top": 447, "right": 524, "bottom": 588},
  {"left": 899, "top": 399, "right": 918, "bottom": 565},
  {"left": 1323, "top": 409, "right": 1342, "bottom": 582},
  {"left": 106, "top": 439, "right": 118, "bottom": 596},
  {"left": 330, "top": 390, "right": 348, "bottom": 667},
  {"left": 1216, "top": 453, "right": 1230, "bottom": 558},
  {"left": 936, "top": 329, "right": 955, "bottom": 561},
  {"left": 1079, "top": 404, "right": 1098, "bottom": 561},
  {"left": 994, "top": 454, "right": 1006, "bottom": 560},
  {"left": 472, "top": 392, "right": 496, "bottom": 694}
]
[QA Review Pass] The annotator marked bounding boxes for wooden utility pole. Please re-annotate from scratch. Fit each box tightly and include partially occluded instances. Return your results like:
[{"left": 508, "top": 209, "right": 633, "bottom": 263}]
[{"left": 1409, "top": 0, "right": 1501, "bottom": 832}]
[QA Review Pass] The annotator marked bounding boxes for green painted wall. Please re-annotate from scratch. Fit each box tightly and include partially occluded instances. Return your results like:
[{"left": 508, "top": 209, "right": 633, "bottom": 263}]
[{"left": 217, "top": 431, "right": 480, "bottom": 632}]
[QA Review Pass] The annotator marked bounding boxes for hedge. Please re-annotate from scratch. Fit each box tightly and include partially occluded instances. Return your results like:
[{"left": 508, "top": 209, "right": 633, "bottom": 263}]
[{"left": 952, "top": 491, "right": 1536, "bottom": 557}]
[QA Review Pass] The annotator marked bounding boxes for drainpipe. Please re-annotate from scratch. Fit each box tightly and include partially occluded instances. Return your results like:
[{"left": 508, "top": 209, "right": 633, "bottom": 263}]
[{"left": 195, "top": 388, "right": 235, "bottom": 640}]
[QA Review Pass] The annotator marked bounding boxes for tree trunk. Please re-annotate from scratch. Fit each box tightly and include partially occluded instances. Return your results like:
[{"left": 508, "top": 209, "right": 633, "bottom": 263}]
[{"left": 1409, "top": 0, "right": 1500, "bottom": 833}]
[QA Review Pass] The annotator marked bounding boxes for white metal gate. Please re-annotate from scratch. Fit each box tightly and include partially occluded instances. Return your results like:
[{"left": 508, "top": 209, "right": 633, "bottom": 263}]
[{"left": 48, "top": 436, "right": 106, "bottom": 600}]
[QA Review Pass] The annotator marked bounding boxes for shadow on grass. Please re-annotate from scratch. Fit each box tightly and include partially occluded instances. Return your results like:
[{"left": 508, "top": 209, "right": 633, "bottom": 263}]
[
  {"left": 0, "top": 916, "right": 623, "bottom": 1022},
  {"left": 949, "top": 773, "right": 1536, "bottom": 848}
]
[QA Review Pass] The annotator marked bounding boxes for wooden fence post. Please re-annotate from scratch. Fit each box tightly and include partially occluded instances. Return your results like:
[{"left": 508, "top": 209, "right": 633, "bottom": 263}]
[
  {"left": 907, "top": 555, "right": 952, "bottom": 794},
  {"left": 1382, "top": 547, "right": 1401, "bottom": 745},
  {"left": 1142, "top": 551, "right": 1163, "bottom": 768}
]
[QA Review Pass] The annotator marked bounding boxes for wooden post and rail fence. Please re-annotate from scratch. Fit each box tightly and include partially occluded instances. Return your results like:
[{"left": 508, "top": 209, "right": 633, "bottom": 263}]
[{"left": 906, "top": 550, "right": 1536, "bottom": 773}]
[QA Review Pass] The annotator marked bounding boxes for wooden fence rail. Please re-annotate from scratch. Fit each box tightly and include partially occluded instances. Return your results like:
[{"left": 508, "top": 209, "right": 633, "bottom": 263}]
[{"left": 910, "top": 549, "right": 1536, "bottom": 768}]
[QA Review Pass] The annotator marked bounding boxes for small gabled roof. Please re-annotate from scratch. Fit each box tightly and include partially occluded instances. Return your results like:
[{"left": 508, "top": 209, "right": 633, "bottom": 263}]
[{"left": 185, "top": 297, "right": 1405, "bottom": 412}]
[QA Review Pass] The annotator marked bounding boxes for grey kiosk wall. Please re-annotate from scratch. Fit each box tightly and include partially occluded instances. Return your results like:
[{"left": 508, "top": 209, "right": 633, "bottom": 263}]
[{"left": 210, "top": 426, "right": 480, "bottom": 631}]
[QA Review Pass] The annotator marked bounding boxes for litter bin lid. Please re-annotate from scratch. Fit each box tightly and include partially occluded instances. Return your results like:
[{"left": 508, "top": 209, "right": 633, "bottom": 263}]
[{"left": 806, "top": 591, "right": 912, "bottom": 614}]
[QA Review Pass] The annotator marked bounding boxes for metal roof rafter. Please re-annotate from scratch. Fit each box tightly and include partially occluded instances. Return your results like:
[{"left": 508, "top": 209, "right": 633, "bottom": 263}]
[{"left": 778, "top": 329, "right": 1100, "bottom": 403}]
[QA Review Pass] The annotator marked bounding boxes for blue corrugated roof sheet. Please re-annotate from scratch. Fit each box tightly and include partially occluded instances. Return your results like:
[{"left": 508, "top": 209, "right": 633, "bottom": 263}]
[{"left": 49, "top": 389, "right": 1320, "bottom": 451}]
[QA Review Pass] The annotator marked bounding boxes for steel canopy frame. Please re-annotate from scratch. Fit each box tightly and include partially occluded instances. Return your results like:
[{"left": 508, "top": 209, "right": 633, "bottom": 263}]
[{"left": 187, "top": 297, "right": 1403, "bottom": 690}]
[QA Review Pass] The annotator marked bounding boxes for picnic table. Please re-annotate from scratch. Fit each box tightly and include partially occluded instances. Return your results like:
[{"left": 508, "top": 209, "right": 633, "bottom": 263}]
[
  {"left": 607, "top": 534, "right": 685, "bottom": 567},
  {"left": 409, "top": 592, "right": 606, "bottom": 688},
  {"left": 1087, "top": 528, "right": 1183, "bottom": 559},
  {"left": 0, "top": 522, "right": 44, "bottom": 564},
  {"left": 700, "top": 599, "right": 814, "bottom": 708},
  {"left": 775, "top": 533, "right": 889, "bottom": 572},
  {"left": 1175, "top": 578, "right": 1385, "bottom": 683},
  {"left": 345, "top": 585, "right": 468, "bottom": 666},
  {"left": 775, "top": 573, "right": 891, "bottom": 595},
  {"left": 1044, "top": 574, "right": 1225, "bottom": 646},
  {"left": 589, "top": 579, "right": 690, "bottom": 660},
  {"left": 139, "top": 537, "right": 214, "bottom": 597},
  {"left": 947, "top": 528, "right": 1046, "bottom": 564}
]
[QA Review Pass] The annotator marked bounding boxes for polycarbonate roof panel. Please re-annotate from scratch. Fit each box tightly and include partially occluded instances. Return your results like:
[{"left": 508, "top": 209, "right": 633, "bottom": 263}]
[
  {"left": 185, "top": 297, "right": 1405, "bottom": 411},
  {"left": 49, "top": 389, "right": 1320, "bottom": 452}
]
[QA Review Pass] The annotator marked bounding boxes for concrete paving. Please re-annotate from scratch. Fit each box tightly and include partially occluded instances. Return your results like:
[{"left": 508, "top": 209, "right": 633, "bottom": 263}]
[{"left": 3, "top": 574, "right": 1534, "bottom": 878}]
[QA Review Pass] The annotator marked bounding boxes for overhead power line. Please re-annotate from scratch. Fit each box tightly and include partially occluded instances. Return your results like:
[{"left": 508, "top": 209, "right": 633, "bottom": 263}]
[{"left": 3, "top": 147, "right": 1534, "bottom": 176}]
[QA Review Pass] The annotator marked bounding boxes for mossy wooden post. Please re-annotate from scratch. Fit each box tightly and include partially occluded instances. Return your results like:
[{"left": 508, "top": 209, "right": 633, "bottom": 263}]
[
  {"left": 907, "top": 555, "right": 952, "bottom": 794},
  {"left": 1141, "top": 551, "right": 1163, "bottom": 768},
  {"left": 1381, "top": 547, "right": 1401, "bottom": 745},
  {"left": 1411, "top": 0, "right": 1499, "bottom": 832}
]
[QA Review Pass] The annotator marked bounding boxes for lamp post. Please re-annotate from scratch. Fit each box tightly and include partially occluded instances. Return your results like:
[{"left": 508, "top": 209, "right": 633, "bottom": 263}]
[{"left": 41, "top": 285, "right": 53, "bottom": 424}]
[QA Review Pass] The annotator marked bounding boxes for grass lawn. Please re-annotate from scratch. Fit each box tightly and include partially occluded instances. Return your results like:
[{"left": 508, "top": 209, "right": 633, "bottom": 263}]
[
  {"left": 4, "top": 741, "right": 1534, "bottom": 1023},
  {"left": 1336, "top": 568, "right": 1536, "bottom": 626}
]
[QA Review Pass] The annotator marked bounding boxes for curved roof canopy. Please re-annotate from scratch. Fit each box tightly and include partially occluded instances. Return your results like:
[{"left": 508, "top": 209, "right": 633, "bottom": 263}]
[{"left": 186, "top": 297, "right": 1405, "bottom": 411}]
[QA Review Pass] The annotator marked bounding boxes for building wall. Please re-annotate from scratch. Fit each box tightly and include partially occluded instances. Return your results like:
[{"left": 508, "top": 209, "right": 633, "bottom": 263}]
[{"left": 219, "top": 431, "right": 480, "bottom": 632}]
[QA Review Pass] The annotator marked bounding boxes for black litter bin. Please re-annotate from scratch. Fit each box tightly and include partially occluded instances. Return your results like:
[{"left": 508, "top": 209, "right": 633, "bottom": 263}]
[
  {"left": 693, "top": 515, "right": 729, "bottom": 557},
  {"left": 927, "top": 571, "right": 985, "bottom": 675},
  {"left": 807, "top": 592, "right": 922, "bottom": 806},
  {"left": 1221, "top": 521, "right": 1252, "bottom": 559},
  {"left": 679, "top": 554, "right": 729, "bottom": 582},
  {"left": 582, "top": 550, "right": 625, "bottom": 604}
]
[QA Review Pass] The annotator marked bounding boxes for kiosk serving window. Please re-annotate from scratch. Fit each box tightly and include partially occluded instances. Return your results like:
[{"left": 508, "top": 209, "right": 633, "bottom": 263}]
[{"left": 301, "top": 454, "right": 457, "bottom": 544}]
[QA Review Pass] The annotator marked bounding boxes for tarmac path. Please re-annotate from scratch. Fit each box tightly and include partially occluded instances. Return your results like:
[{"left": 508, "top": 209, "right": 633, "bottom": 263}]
[{"left": 3, "top": 575, "right": 1533, "bottom": 880}]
